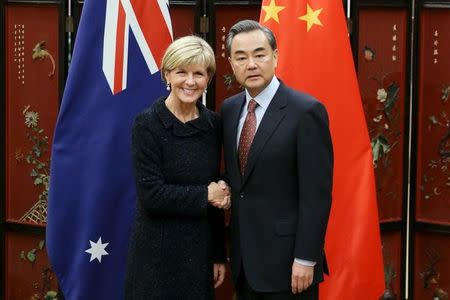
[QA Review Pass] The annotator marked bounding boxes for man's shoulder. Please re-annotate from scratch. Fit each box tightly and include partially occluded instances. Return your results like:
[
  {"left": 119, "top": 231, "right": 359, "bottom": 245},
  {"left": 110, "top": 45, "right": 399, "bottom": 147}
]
[
  {"left": 280, "top": 83, "right": 324, "bottom": 111},
  {"left": 224, "top": 90, "right": 245, "bottom": 103},
  {"left": 221, "top": 91, "right": 245, "bottom": 111},
  {"left": 280, "top": 83, "right": 316, "bottom": 102}
]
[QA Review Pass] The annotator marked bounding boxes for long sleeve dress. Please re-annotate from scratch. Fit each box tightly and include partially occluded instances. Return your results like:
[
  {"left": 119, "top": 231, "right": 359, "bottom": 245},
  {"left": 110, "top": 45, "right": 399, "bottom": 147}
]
[{"left": 125, "top": 97, "right": 226, "bottom": 300}]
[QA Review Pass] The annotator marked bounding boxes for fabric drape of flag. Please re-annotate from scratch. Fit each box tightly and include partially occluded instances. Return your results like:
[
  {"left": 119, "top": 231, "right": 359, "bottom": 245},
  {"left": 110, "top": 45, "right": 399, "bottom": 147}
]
[
  {"left": 46, "top": 0, "right": 172, "bottom": 298},
  {"left": 259, "top": 0, "right": 384, "bottom": 299}
]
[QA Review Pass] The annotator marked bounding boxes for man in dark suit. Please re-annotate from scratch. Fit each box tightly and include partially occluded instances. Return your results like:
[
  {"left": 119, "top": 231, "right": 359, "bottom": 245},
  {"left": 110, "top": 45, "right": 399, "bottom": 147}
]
[{"left": 221, "top": 20, "right": 333, "bottom": 300}]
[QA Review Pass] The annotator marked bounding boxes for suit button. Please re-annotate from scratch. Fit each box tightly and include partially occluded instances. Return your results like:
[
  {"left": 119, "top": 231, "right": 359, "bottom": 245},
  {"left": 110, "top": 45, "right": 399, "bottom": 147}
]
[{"left": 240, "top": 193, "right": 244, "bottom": 199}]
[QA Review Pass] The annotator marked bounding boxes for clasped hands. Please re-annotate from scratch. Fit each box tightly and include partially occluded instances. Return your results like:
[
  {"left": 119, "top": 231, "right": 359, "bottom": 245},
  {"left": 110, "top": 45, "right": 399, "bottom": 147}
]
[
  {"left": 209, "top": 180, "right": 229, "bottom": 289},
  {"left": 207, "top": 180, "right": 231, "bottom": 209}
]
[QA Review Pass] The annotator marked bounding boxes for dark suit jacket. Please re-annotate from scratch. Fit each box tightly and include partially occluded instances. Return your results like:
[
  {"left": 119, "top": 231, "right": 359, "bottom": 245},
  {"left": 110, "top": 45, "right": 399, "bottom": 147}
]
[{"left": 221, "top": 82, "right": 333, "bottom": 293}]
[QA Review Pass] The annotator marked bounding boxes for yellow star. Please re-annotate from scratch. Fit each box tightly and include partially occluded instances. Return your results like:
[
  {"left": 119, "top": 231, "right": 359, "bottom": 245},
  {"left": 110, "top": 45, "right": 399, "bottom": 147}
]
[
  {"left": 298, "top": 3, "right": 323, "bottom": 32},
  {"left": 262, "top": 0, "right": 285, "bottom": 23}
]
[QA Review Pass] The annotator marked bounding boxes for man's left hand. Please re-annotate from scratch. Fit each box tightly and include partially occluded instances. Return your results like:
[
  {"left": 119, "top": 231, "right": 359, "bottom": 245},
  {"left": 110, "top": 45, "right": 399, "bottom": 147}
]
[{"left": 291, "top": 262, "right": 314, "bottom": 294}]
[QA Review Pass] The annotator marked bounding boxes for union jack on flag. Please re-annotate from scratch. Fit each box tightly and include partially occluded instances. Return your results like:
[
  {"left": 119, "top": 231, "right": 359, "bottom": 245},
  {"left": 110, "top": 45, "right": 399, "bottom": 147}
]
[
  {"left": 46, "top": 0, "right": 172, "bottom": 298},
  {"left": 103, "top": 0, "right": 172, "bottom": 94}
]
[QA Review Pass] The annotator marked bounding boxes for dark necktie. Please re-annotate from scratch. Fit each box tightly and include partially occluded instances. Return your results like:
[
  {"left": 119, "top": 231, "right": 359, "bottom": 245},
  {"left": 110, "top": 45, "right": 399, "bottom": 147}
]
[{"left": 238, "top": 99, "right": 258, "bottom": 175}]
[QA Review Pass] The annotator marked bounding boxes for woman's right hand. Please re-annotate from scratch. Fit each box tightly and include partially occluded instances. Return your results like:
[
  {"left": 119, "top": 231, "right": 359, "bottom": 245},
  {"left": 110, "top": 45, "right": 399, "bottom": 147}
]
[{"left": 208, "top": 181, "right": 231, "bottom": 209}]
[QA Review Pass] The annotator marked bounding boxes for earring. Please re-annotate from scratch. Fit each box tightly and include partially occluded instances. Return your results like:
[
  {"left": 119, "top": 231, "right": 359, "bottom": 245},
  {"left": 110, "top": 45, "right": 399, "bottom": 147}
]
[
  {"left": 203, "top": 88, "right": 207, "bottom": 95},
  {"left": 166, "top": 83, "right": 171, "bottom": 91}
]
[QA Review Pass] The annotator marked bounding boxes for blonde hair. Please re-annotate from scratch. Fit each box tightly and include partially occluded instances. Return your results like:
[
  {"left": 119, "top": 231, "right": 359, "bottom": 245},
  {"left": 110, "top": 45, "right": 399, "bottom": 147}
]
[{"left": 161, "top": 35, "right": 216, "bottom": 83}]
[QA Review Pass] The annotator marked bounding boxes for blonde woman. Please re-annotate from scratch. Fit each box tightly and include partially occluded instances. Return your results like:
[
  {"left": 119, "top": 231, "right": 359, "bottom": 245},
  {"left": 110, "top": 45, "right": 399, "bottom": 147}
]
[{"left": 125, "top": 36, "right": 230, "bottom": 299}]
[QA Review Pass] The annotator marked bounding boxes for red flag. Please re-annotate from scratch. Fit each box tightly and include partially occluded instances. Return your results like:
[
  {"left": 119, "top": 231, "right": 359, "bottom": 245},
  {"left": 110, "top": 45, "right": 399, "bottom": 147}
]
[{"left": 260, "top": 0, "right": 384, "bottom": 298}]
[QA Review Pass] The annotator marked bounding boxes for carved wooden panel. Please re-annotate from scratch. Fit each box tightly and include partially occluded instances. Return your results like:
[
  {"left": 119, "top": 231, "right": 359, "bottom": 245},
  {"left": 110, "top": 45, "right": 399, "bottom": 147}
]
[
  {"left": 416, "top": 8, "right": 450, "bottom": 224},
  {"left": 381, "top": 231, "right": 403, "bottom": 299},
  {"left": 4, "top": 232, "right": 58, "bottom": 300},
  {"left": 214, "top": 5, "right": 260, "bottom": 112},
  {"left": 414, "top": 232, "right": 450, "bottom": 300},
  {"left": 357, "top": 8, "right": 408, "bottom": 222},
  {"left": 5, "top": 3, "right": 60, "bottom": 224},
  {"left": 171, "top": 5, "right": 195, "bottom": 38}
]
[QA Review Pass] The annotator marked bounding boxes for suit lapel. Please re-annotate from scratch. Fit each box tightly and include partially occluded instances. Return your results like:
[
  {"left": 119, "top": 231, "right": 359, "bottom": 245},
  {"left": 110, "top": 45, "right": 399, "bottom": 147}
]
[
  {"left": 242, "top": 86, "right": 287, "bottom": 185},
  {"left": 228, "top": 95, "right": 246, "bottom": 182}
]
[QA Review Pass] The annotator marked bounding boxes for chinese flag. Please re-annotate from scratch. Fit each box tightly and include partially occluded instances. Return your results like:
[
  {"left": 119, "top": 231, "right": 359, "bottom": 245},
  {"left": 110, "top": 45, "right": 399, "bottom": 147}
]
[{"left": 260, "top": 0, "right": 385, "bottom": 299}]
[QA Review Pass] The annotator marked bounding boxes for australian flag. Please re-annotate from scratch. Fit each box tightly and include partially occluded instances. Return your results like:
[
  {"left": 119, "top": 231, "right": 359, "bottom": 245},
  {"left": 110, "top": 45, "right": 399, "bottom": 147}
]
[{"left": 46, "top": 0, "right": 172, "bottom": 298}]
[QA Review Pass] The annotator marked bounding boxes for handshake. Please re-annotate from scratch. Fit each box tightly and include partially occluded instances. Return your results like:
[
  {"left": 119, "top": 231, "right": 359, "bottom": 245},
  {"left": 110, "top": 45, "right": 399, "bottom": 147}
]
[{"left": 207, "top": 180, "right": 231, "bottom": 210}]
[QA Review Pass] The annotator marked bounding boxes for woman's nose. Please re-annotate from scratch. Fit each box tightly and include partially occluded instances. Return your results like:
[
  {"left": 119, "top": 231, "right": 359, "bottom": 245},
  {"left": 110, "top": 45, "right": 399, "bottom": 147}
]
[{"left": 185, "top": 73, "right": 195, "bottom": 85}]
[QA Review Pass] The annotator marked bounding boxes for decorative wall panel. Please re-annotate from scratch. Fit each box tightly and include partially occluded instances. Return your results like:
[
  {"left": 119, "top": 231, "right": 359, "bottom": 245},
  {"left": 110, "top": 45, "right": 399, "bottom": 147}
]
[
  {"left": 416, "top": 8, "right": 450, "bottom": 224},
  {"left": 380, "top": 231, "right": 403, "bottom": 299},
  {"left": 171, "top": 5, "right": 195, "bottom": 38},
  {"left": 5, "top": 3, "right": 60, "bottom": 224},
  {"left": 214, "top": 5, "right": 260, "bottom": 111},
  {"left": 357, "top": 8, "right": 408, "bottom": 222},
  {"left": 414, "top": 232, "right": 450, "bottom": 300},
  {"left": 4, "top": 232, "right": 58, "bottom": 300}
]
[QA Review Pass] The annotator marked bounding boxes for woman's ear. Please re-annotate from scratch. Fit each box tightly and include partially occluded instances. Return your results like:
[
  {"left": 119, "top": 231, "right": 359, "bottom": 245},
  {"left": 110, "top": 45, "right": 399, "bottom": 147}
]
[{"left": 164, "top": 71, "right": 170, "bottom": 83}]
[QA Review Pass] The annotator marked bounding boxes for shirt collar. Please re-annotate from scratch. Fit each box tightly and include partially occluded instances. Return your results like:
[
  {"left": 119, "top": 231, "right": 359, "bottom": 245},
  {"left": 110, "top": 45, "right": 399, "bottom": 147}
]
[{"left": 245, "top": 76, "right": 280, "bottom": 110}]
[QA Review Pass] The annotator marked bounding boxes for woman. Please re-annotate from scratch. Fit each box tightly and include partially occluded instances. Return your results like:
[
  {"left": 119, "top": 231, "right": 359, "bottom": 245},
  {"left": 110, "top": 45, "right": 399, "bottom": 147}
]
[{"left": 124, "top": 36, "right": 230, "bottom": 300}]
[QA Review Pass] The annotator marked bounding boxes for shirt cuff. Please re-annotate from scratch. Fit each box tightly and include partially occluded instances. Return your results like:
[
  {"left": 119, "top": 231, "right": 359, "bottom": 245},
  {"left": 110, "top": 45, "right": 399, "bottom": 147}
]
[{"left": 294, "top": 258, "right": 316, "bottom": 267}]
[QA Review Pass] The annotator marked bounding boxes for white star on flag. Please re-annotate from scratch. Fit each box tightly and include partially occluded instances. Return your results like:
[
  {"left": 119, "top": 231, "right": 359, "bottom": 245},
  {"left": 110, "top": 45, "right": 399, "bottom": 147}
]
[{"left": 85, "top": 237, "right": 109, "bottom": 263}]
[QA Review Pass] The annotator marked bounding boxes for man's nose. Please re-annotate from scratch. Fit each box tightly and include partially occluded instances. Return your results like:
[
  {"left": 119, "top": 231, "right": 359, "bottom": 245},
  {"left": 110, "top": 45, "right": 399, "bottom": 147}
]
[{"left": 247, "top": 57, "right": 257, "bottom": 69}]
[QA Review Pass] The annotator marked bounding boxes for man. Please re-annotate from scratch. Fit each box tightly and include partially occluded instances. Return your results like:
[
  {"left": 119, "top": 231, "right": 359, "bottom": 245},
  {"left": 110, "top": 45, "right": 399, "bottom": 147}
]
[{"left": 221, "top": 20, "right": 333, "bottom": 300}]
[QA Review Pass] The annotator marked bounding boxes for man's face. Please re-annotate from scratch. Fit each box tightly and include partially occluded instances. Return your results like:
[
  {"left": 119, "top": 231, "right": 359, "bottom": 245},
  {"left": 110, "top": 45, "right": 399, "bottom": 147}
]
[{"left": 228, "top": 29, "right": 278, "bottom": 98}]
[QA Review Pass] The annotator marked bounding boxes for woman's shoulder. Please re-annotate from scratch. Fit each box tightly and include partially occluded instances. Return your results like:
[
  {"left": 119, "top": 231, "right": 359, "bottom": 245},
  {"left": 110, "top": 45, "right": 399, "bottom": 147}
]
[{"left": 134, "top": 97, "right": 166, "bottom": 125}]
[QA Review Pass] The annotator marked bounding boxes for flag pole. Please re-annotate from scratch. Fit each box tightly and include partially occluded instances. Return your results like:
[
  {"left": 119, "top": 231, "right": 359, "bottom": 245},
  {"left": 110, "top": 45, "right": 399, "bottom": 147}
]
[
  {"left": 347, "top": 0, "right": 350, "bottom": 18},
  {"left": 346, "top": 0, "right": 351, "bottom": 36},
  {"left": 67, "top": 0, "right": 73, "bottom": 64},
  {"left": 404, "top": 0, "right": 417, "bottom": 297}
]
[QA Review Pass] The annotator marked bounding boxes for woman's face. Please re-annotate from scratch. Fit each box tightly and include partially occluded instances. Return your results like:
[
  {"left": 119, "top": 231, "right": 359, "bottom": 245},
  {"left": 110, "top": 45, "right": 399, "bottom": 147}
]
[{"left": 165, "top": 64, "right": 209, "bottom": 105}]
